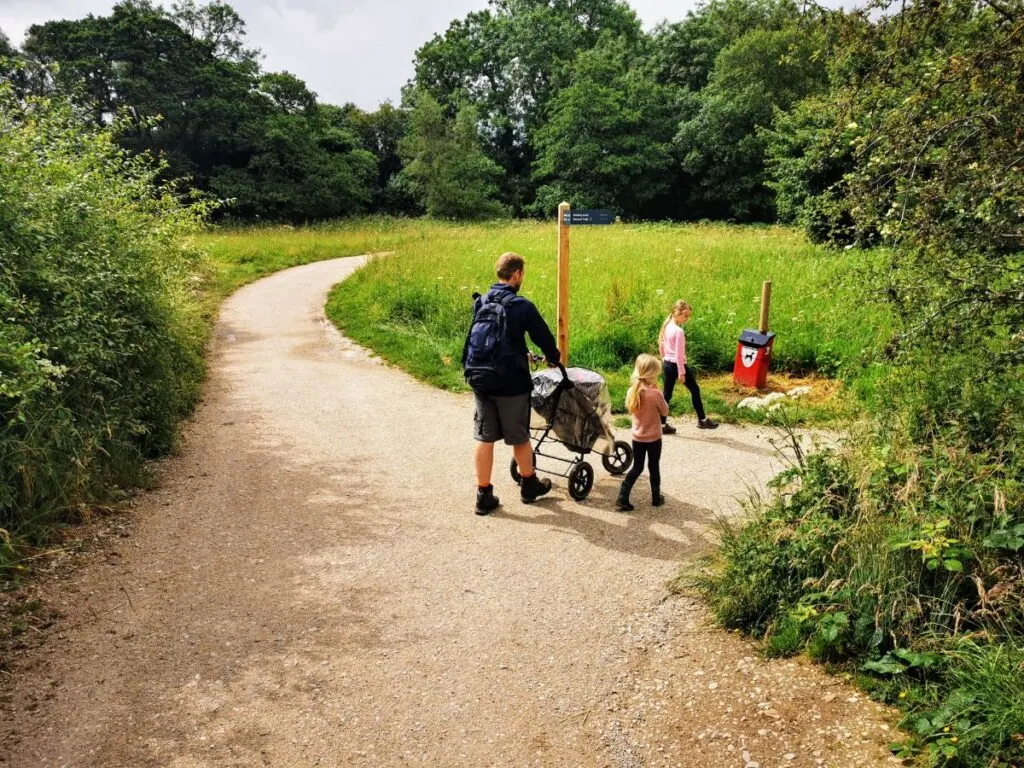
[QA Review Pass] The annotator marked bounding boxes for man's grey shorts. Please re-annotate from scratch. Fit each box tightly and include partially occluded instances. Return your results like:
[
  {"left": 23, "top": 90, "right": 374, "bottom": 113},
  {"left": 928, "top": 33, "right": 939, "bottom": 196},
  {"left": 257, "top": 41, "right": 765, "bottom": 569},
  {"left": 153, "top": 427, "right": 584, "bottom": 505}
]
[{"left": 473, "top": 391, "right": 531, "bottom": 445}]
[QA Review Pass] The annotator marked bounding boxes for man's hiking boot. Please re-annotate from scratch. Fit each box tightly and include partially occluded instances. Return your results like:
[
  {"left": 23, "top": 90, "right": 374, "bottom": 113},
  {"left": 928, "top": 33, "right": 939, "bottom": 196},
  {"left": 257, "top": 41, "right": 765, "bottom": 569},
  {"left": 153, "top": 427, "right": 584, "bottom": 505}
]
[
  {"left": 520, "top": 473, "right": 552, "bottom": 503},
  {"left": 661, "top": 422, "right": 677, "bottom": 435},
  {"left": 698, "top": 418, "right": 719, "bottom": 430},
  {"left": 475, "top": 485, "right": 500, "bottom": 516}
]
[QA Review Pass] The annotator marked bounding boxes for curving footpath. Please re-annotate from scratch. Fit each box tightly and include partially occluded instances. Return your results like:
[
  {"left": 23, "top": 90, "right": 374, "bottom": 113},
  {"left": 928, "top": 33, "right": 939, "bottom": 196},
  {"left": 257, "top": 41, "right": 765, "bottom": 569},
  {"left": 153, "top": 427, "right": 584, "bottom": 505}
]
[{"left": 2, "top": 258, "right": 899, "bottom": 767}]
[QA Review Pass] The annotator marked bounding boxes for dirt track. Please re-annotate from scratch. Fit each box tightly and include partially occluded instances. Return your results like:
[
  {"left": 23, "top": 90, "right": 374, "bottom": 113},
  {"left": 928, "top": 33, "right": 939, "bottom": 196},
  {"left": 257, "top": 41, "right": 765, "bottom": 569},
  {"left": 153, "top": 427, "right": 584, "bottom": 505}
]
[{"left": 1, "top": 257, "right": 899, "bottom": 767}]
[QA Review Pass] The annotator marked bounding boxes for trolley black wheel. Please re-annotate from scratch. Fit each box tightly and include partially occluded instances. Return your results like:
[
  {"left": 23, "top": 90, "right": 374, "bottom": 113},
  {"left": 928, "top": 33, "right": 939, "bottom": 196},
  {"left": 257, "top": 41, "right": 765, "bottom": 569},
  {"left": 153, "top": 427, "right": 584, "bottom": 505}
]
[
  {"left": 601, "top": 440, "right": 633, "bottom": 476},
  {"left": 568, "top": 461, "right": 595, "bottom": 501},
  {"left": 510, "top": 452, "right": 538, "bottom": 485}
]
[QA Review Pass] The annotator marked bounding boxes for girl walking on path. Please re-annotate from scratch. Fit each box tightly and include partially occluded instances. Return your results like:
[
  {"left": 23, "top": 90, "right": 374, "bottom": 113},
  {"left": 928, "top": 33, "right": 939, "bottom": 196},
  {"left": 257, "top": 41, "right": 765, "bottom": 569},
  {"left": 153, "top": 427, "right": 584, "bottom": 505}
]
[
  {"left": 616, "top": 354, "right": 669, "bottom": 512},
  {"left": 658, "top": 300, "right": 718, "bottom": 433}
]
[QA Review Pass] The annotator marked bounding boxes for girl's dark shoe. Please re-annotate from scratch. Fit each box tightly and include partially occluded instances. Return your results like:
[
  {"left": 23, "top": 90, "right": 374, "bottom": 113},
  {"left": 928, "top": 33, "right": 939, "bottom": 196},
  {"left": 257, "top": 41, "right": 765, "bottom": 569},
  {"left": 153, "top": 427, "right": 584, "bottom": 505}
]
[
  {"left": 662, "top": 422, "right": 677, "bottom": 434},
  {"left": 615, "top": 477, "right": 635, "bottom": 511},
  {"left": 520, "top": 473, "right": 552, "bottom": 503},
  {"left": 698, "top": 418, "right": 719, "bottom": 430},
  {"left": 475, "top": 485, "right": 500, "bottom": 515},
  {"left": 652, "top": 493, "right": 665, "bottom": 507}
]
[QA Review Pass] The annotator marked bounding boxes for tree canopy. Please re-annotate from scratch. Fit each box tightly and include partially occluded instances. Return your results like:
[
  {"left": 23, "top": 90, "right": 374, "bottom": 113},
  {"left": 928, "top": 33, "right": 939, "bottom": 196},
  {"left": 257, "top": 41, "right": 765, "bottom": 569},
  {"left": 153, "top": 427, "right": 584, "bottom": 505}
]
[
  {"left": 2, "top": 0, "right": 1020, "bottom": 239},
  {"left": 17, "top": 0, "right": 383, "bottom": 222},
  {"left": 398, "top": 92, "right": 507, "bottom": 219},
  {"left": 531, "top": 35, "right": 676, "bottom": 217}
]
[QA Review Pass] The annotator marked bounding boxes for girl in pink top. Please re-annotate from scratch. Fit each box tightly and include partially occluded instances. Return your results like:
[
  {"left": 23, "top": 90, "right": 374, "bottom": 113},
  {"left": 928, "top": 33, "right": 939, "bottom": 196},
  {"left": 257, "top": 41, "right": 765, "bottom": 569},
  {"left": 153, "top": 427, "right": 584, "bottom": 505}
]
[
  {"left": 658, "top": 299, "right": 718, "bottom": 432},
  {"left": 615, "top": 354, "right": 669, "bottom": 512}
]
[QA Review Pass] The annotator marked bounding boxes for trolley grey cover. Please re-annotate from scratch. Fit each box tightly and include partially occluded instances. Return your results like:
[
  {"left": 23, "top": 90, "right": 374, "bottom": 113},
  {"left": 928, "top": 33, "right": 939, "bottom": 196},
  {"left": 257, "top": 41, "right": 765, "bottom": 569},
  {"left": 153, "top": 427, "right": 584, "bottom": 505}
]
[{"left": 531, "top": 367, "right": 615, "bottom": 453}]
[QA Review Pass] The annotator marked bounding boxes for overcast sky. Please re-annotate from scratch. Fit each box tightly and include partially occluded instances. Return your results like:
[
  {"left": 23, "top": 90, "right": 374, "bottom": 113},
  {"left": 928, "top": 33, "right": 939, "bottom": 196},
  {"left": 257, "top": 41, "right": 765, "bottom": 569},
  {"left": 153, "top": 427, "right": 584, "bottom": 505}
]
[{"left": 0, "top": 0, "right": 712, "bottom": 110}]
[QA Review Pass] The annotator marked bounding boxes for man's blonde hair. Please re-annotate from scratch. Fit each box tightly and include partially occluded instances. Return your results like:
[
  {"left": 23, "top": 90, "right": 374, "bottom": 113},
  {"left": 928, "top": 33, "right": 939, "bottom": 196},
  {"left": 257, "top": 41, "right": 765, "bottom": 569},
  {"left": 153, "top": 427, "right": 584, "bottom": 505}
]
[{"left": 496, "top": 252, "right": 525, "bottom": 280}]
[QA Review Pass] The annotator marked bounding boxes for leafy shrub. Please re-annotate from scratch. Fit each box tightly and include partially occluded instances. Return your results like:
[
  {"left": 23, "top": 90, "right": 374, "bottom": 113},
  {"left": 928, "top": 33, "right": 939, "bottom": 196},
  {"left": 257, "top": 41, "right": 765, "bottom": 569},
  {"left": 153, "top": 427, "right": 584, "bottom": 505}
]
[
  {"left": 699, "top": 448, "right": 855, "bottom": 634},
  {"left": 884, "top": 641, "right": 1024, "bottom": 768},
  {"left": 699, "top": 420, "right": 1024, "bottom": 765},
  {"left": 0, "top": 87, "right": 209, "bottom": 572},
  {"left": 702, "top": 3, "right": 1024, "bottom": 762}
]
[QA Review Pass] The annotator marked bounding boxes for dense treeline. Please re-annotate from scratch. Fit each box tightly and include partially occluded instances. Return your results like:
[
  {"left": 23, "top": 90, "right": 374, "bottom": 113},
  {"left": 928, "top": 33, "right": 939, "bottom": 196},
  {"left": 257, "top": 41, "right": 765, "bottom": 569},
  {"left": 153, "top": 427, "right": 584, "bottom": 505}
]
[
  {"left": 405, "top": 0, "right": 832, "bottom": 220},
  {"left": 1, "top": 1, "right": 410, "bottom": 222},
  {"left": 0, "top": 0, "right": 839, "bottom": 223}
]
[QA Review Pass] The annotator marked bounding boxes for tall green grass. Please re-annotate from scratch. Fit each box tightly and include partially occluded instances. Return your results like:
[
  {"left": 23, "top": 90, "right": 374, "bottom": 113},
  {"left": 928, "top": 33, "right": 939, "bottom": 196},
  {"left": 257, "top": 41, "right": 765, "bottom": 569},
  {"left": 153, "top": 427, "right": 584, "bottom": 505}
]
[
  {"left": 321, "top": 219, "right": 888, "bottom": 416},
  {"left": 196, "top": 217, "right": 430, "bottom": 302}
]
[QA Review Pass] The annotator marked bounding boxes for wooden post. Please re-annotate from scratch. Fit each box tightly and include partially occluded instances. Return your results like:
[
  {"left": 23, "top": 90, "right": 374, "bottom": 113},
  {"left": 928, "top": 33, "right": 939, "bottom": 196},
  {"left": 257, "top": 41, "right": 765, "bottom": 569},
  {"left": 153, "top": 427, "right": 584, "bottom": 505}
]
[
  {"left": 557, "top": 201, "right": 570, "bottom": 365},
  {"left": 759, "top": 280, "right": 772, "bottom": 334}
]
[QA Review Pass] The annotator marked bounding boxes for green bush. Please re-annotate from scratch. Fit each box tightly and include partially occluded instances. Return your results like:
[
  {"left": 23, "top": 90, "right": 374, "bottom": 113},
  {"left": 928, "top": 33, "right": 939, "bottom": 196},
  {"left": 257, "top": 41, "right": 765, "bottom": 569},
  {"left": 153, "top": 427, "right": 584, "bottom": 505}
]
[
  {"left": 701, "top": 3, "right": 1024, "bottom": 762},
  {"left": 0, "top": 88, "right": 209, "bottom": 573},
  {"left": 702, "top": 419, "right": 1024, "bottom": 639},
  {"left": 699, "top": 449, "right": 855, "bottom": 635},
  {"left": 699, "top": 411, "right": 1024, "bottom": 766},
  {"left": 699, "top": 345, "right": 1024, "bottom": 764}
]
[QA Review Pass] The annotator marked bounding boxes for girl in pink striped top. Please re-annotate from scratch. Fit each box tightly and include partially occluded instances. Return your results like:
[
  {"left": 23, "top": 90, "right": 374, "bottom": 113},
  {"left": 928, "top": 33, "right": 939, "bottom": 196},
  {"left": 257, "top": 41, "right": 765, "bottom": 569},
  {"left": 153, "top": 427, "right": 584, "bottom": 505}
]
[{"left": 658, "top": 300, "right": 718, "bottom": 432}]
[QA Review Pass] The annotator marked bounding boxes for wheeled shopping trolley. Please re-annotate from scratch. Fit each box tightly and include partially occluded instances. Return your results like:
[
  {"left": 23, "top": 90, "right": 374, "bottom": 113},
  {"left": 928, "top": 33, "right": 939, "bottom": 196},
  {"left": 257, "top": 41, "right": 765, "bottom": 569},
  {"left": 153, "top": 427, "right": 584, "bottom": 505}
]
[{"left": 510, "top": 365, "right": 633, "bottom": 501}]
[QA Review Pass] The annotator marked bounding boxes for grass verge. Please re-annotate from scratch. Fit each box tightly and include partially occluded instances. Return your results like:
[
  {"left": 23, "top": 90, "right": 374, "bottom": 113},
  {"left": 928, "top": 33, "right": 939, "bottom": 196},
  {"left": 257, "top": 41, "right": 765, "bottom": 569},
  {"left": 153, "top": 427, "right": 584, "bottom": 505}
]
[{"left": 323, "top": 219, "right": 885, "bottom": 423}]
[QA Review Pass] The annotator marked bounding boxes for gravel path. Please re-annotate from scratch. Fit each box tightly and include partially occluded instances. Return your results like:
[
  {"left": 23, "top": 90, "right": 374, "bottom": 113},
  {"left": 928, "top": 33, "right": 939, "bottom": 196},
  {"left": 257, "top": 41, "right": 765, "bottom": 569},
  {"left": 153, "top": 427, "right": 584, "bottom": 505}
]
[{"left": 2, "top": 257, "right": 899, "bottom": 767}]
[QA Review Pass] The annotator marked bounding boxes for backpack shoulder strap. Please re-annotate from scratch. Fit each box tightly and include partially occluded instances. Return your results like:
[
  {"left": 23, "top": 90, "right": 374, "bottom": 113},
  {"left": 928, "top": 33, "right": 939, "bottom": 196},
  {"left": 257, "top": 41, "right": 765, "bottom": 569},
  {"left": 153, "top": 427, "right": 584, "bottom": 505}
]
[
  {"left": 491, "top": 290, "right": 517, "bottom": 308},
  {"left": 463, "top": 292, "right": 483, "bottom": 367}
]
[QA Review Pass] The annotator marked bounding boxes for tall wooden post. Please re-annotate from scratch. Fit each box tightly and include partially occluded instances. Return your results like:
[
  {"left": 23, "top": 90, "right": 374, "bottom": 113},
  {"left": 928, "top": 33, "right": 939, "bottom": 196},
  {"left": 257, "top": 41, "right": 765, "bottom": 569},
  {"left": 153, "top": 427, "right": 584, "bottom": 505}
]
[
  {"left": 759, "top": 280, "right": 772, "bottom": 334},
  {"left": 557, "top": 201, "right": 571, "bottom": 365}
]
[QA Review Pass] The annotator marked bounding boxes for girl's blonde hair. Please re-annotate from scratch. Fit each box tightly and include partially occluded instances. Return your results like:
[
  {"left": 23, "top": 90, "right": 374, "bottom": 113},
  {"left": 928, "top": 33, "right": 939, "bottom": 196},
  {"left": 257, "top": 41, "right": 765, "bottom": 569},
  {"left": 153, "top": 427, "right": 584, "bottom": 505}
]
[
  {"left": 658, "top": 299, "right": 692, "bottom": 346},
  {"left": 626, "top": 353, "right": 662, "bottom": 416}
]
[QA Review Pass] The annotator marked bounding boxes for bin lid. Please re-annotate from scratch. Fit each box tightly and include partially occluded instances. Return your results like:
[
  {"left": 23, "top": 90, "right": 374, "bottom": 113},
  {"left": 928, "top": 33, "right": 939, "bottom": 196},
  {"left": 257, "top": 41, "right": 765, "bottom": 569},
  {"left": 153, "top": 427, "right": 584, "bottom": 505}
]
[{"left": 738, "top": 329, "right": 776, "bottom": 347}]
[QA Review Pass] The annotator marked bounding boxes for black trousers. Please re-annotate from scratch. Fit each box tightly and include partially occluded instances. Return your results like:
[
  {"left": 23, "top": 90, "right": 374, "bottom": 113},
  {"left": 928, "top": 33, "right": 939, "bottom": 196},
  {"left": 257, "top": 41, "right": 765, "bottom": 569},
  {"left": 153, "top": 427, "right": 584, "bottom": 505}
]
[
  {"left": 622, "top": 439, "right": 662, "bottom": 493},
  {"left": 662, "top": 361, "right": 706, "bottom": 421}
]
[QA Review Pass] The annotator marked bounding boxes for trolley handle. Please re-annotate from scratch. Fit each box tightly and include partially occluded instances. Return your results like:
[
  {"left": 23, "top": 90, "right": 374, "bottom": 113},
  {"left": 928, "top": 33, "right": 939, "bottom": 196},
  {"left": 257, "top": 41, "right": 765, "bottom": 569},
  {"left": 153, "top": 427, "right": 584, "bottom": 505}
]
[
  {"left": 556, "top": 363, "right": 573, "bottom": 390},
  {"left": 528, "top": 354, "right": 572, "bottom": 388}
]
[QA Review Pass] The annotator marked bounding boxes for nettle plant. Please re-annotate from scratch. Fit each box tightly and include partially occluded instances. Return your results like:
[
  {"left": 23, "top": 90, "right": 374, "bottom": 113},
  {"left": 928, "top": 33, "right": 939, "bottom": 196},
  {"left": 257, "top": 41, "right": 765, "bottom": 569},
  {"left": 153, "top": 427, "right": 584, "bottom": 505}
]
[{"left": 893, "top": 519, "right": 973, "bottom": 574}]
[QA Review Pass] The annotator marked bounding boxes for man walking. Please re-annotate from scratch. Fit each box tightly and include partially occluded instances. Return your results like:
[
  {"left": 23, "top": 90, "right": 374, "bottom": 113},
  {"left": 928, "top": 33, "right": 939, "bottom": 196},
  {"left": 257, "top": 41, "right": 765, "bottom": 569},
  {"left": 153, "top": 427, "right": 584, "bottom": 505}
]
[{"left": 463, "top": 252, "right": 561, "bottom": 515}]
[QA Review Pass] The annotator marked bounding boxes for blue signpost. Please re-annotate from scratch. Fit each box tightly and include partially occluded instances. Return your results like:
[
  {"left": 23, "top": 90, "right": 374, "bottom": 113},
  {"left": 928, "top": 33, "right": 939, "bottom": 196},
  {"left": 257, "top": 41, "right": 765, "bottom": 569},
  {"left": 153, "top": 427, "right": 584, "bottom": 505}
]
[{"left": 561, "top": 209, "right": 615, "bottom": 226}]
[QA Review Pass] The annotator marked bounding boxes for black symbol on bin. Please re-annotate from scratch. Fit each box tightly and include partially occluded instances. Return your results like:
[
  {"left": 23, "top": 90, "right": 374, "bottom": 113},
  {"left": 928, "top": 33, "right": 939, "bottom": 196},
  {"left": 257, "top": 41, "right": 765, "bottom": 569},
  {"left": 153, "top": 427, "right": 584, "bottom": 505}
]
[{"left": 743, "top": 349, "right": 757, "bottom": 364}]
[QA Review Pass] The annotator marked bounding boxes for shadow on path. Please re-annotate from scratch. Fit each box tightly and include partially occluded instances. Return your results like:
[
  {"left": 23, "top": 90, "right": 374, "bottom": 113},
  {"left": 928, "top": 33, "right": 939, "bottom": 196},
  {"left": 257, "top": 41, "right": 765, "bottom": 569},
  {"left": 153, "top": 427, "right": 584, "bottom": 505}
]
[{"left": 492, "top": 479, "right": 718, "bottom": 563}]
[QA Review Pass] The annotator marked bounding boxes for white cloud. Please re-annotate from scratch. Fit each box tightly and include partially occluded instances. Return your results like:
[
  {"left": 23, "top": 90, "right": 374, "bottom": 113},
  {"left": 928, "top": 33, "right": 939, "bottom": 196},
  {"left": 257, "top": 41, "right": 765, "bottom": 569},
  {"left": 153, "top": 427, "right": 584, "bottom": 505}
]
[
  {"left": 1, "top": 0, "right": 116, "bottom": 43},
  {"left": 238, "top": 0, "right": 491, "bottom": 108}
]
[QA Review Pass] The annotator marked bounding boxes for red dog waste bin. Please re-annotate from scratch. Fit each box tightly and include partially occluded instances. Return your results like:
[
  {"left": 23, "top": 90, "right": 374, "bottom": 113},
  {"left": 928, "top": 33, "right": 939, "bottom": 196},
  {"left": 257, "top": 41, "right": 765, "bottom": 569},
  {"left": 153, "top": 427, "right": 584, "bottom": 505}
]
[{"left": 733, "top": 329, "right": 776, "bottom": 390}]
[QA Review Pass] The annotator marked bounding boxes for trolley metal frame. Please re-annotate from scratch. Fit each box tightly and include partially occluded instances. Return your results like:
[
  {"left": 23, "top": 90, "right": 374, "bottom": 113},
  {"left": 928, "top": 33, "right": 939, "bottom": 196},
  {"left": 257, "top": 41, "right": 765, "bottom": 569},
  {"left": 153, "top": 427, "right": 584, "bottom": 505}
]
[{"left": 510, "top": 364, "right": 633, "bottom": 501}]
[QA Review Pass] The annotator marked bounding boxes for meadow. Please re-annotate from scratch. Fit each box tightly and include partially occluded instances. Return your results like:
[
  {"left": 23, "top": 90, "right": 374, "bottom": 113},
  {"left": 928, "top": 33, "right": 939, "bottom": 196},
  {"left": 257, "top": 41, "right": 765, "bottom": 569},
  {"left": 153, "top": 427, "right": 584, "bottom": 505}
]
[{"left": 201, "top": 218, "right": 889, "bottom": 424}]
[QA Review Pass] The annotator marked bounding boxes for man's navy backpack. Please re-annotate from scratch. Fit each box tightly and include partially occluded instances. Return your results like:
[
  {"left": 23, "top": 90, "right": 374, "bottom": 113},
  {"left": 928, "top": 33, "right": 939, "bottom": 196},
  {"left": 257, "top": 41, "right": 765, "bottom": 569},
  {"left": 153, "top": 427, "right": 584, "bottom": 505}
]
[{"left": 462, "top": 290, "right": 517, "bottom": 394}]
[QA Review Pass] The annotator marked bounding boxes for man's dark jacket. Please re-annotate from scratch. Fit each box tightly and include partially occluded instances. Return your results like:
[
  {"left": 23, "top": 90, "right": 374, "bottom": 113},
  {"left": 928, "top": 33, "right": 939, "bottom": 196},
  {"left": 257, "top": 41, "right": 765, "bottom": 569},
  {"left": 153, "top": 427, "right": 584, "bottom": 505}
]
[{"left": 463, "top": 282, "right": 560, "bottom": 396}]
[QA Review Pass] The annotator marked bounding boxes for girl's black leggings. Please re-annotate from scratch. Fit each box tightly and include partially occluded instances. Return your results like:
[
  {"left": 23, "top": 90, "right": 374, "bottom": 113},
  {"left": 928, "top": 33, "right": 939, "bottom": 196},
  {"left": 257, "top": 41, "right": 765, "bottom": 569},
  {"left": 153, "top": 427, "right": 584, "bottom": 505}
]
[
  {"left": 624, "top": 439, "right": 662, "bottom": 490},
  {"left": 662, "top": 361, "right": 706, "bottom": 421}
]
